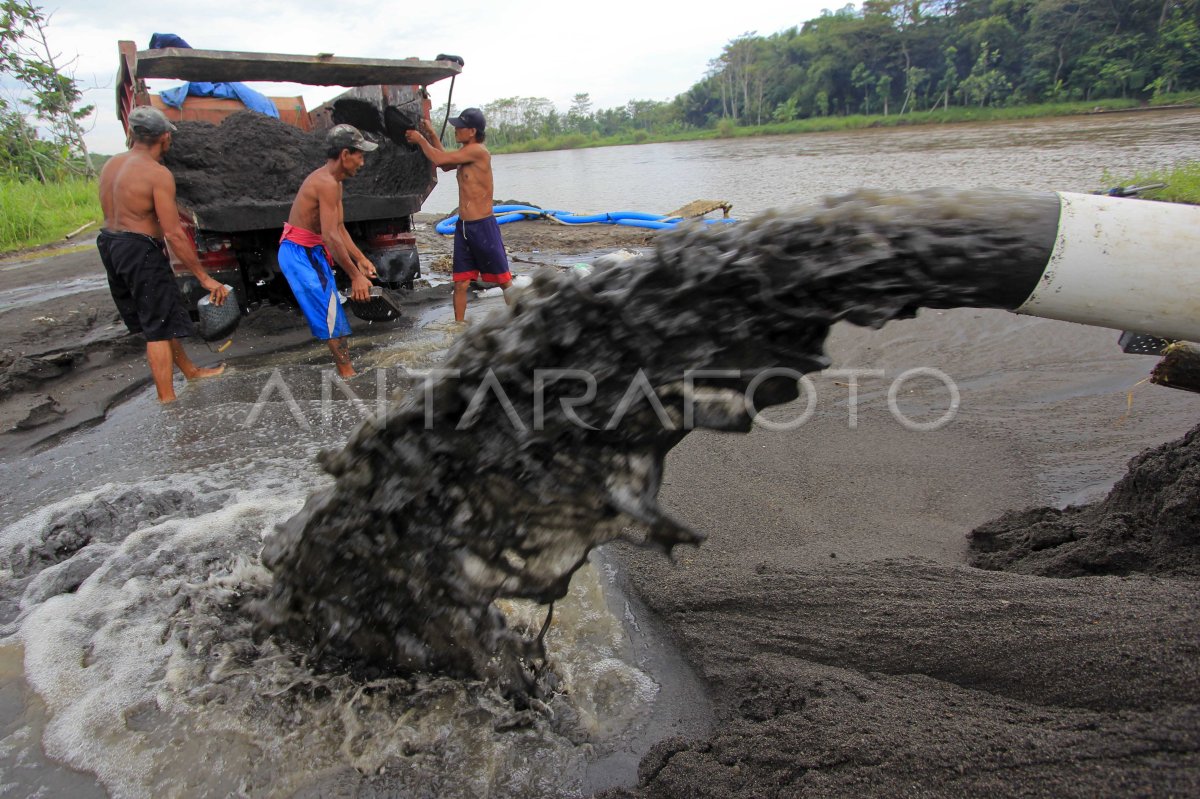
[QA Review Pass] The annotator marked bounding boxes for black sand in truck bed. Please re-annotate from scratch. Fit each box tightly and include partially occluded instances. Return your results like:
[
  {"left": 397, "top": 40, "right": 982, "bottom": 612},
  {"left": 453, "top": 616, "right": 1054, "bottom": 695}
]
[{"left": 163, "top": 111, "right": 431, "bottom": 214}]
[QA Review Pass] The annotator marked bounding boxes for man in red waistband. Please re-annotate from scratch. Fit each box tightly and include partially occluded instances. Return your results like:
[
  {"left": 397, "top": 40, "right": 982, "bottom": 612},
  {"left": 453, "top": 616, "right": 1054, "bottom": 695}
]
[
  {"left": 407, "top": 108, "right": 512, "bottom": 322},
  {"left": 278, "top": 124, "right": 378, "bottom": 378},
  {"left": 96, "top": 106, "right": 228, "bottom": 403}
]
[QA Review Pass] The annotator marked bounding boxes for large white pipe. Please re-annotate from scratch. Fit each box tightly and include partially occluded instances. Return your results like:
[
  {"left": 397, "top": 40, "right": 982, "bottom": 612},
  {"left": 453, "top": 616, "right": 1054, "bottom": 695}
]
[{"left": 1016, "top": 192, "right": 1200, "bottom": 342}]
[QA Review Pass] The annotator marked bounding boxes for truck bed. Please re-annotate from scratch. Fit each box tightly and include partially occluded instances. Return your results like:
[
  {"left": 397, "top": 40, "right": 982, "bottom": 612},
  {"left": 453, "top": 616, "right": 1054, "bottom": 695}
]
[{"left": 186, "top": 195, "right": 427, "bottom": 233}]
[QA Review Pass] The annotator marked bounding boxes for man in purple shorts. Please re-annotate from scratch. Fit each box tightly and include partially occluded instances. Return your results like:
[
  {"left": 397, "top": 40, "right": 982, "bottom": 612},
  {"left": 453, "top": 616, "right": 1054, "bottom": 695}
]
[{"left": 406, "top": 108, "right": 511, "bottom": 321}]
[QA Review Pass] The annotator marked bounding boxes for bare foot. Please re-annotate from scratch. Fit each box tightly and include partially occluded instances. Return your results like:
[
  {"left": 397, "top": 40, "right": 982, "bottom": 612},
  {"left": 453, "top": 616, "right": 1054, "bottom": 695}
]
[
  {"left": 186, "top": 364, "right": 226, "bottom": 381},
  {"left": 336, "top": 363, "right": 356, "bottom": 379}
]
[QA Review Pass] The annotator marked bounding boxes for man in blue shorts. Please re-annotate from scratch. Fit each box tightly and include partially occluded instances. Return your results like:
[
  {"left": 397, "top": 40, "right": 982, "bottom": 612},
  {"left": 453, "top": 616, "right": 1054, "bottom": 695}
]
[
  {"left": 407, "top": 108, "right": 511, "bottom": 321},
  {"left": 278, "top": 124, "right": 378, "bottom": 377}
]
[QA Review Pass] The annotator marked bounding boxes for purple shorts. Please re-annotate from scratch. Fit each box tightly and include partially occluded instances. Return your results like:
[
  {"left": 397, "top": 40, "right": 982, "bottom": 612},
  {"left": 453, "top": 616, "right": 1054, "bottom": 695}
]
[{"left": 453, "top": 215, "right": 511, "bottom": 283}]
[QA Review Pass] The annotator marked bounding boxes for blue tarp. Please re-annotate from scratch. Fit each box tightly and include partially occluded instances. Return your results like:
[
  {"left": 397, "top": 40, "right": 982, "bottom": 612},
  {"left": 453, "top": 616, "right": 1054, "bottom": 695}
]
[{"left": 150, "top": 33, "right": 280, "bottom": 119}]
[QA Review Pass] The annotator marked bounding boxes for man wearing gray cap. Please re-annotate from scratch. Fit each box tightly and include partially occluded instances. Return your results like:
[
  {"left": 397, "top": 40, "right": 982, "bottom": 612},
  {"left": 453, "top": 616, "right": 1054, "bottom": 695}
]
[
  {"left": 277, "top": 124, "right": 379, "bottom": 378},
  {"left": 97, "top": 106, "right": 228, "bottom": 403}
]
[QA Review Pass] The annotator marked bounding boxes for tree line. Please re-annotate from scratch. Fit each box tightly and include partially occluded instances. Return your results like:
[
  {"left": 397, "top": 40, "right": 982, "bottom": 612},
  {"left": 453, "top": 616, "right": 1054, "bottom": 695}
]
[
  {"left": 465, "top": 0, "right": 1200, "bottom": 148},
  {"left": 1, "top": 0, "right": 95, "bottom": 182},
  {"left": 4, "top": 0, "right": 1198, "bottom": 177}
]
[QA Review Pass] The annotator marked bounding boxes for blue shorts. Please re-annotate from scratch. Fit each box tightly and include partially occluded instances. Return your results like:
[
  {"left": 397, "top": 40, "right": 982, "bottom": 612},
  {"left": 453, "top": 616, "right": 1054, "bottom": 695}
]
[
  {"left": 277, "top": 240, "right": 352, "bottom": 340},
  {"left": 453, "top": 216, "right": 512, "bottom": 283}
]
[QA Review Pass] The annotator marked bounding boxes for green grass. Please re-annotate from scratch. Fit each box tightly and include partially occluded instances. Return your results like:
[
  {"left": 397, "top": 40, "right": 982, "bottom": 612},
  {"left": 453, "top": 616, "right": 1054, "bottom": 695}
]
[
  {"left": 0, "top": 177, "right": 102, "bottom": 253},
  {"left": 1147, "top": 90, "right": 1200, "bottom": 107},
  {"left": 1102, "top": 161, "right": 1200, "bottom": 204}
]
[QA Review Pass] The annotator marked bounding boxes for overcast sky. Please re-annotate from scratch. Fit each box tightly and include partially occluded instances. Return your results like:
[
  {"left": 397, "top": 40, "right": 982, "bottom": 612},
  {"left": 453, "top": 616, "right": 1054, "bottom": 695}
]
[{"left": 32, "top": 0, "right": 854, "bottom": 154}]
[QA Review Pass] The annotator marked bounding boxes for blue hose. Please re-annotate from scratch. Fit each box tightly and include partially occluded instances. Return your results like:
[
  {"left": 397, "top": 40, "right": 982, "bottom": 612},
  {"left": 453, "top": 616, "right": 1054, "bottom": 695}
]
[
  {"left": 434, "top": 205, "right": 737, "bottom": 235},
  {"left": 616, "top": 218, "right": 675, "bottom": 230}
]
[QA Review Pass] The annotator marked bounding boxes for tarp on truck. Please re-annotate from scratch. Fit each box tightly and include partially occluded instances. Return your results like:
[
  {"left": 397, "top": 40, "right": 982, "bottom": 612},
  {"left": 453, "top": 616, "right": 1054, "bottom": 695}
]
[{"left": 150, "top": 33, "right": 280, "bottom": 119}]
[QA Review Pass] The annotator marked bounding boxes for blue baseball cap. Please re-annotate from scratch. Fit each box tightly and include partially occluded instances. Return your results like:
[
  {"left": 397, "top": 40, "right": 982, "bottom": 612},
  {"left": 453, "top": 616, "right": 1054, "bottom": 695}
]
[{"left": 448, "top": 108, "right": 485, "bottom": 132}]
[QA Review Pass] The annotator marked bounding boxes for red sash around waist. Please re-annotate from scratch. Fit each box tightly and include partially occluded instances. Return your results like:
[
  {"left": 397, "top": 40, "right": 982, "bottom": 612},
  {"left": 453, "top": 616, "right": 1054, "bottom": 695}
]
[{"left": 280, "top": 223, "right": 324, "bottom": 247}]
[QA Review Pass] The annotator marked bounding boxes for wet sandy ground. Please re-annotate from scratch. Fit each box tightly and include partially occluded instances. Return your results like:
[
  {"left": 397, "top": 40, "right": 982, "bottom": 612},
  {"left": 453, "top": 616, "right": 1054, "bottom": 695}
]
[
  {"left": 0, "top": 216, "right": 654, "bottom": 454},
  {"left": 1, "top": 217, "right": 1197, "bottom": 796},
  {"left": 603, "top": 308, "right": 1199, "bottom": 797}
]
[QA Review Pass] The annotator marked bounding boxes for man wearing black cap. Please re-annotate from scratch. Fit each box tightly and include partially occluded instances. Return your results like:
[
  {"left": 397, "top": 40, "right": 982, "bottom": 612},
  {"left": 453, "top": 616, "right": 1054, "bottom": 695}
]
[
  {"left": 407, "top": 108, "right": 512, "bottom": 322},
  {"left": 278, "top": 124, "right": 379, "bottom": 378},
  {"left": 96, "top": 106, "right": 228, "bottom": 403}
]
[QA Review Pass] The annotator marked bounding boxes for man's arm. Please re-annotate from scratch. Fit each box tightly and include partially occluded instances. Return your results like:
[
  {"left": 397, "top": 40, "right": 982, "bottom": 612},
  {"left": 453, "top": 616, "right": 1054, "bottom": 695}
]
[
  {"left": 338, "top": 220, "right": 377, "bottom": 281},
  {"left": 417, "top": 119, "right": 456, "bottom": 172},
  {"left": 421, "top": 119, "right": 445, "bottom": 151},
  {"left": 318, "top": 181, "right": 373, "bottom": 302},
  {"left": 152, "top": 167, "right": 228, "bottom": 306},
  {"left": 334, "top": 192, "right": 377, "bottom": 280},
  {"left": 405, "top": 130, "right": 480, "bottom": 169}
]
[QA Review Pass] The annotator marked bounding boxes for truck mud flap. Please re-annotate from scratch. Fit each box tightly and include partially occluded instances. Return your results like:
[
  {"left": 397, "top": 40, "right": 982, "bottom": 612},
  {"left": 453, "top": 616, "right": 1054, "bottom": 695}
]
[{"left": 372, "top": 246, "right": 420, "bottom": 287}]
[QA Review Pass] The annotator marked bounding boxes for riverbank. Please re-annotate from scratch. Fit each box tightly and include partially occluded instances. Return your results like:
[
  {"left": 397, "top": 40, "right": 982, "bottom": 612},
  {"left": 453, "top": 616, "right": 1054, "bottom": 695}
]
[{"left": 493, "top": 94, "right": 1200, "bottom": 155}]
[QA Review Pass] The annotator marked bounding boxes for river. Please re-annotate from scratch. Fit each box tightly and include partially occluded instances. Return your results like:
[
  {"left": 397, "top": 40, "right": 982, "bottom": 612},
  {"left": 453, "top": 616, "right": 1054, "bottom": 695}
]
[
  {"left": 426, "top": 107, "right": 1200, "bottom": 216},
  {"left": 1, "top": 109, "right": 1198, "bottom": 798}
]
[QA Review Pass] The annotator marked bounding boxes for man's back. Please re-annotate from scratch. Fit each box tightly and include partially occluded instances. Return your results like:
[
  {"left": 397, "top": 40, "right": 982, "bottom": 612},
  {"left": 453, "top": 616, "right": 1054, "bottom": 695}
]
[{"left": 99, "top": 151, "right": 168, "bottom": 237}]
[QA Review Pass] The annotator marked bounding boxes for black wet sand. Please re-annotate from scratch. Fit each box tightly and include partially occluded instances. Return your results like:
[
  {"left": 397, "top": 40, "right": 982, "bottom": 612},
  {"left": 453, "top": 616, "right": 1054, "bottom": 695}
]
[{"left": 600, "top": 320, "right": 1199, "bottom": 798}]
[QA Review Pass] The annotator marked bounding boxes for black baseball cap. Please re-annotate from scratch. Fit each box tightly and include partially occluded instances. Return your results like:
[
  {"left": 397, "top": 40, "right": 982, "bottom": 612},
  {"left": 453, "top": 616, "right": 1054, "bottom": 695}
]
[
  {"left": 448, "top": 108, "right": 485, "bottom": 132},
  {"left": 326, "top": 123, "right": 378, "bottom": 153}
]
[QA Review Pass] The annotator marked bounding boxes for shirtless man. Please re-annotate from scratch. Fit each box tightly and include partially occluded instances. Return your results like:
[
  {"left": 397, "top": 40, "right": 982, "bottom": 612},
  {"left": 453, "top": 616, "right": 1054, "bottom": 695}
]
[
  {"left": 277, "top": 124, "right": 378, "bottom": 378},
  {"left": 96, "top": 106, "right": 228, "bottom": 403},
  {"left": 406, "top": 107, "right": 512, "bottom": 321}
]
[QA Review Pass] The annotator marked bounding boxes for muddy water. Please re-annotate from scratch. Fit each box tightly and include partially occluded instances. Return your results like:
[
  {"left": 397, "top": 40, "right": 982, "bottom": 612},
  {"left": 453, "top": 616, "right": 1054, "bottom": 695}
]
[
  {"left": 0, "top": 277, "right": 108, "bottom": 314},
  {"left": 0, "top": 309, "right": 711, "bottom": 797},
  {"left": 426, "top": 107, "right": 1200, "bottom": 215}
]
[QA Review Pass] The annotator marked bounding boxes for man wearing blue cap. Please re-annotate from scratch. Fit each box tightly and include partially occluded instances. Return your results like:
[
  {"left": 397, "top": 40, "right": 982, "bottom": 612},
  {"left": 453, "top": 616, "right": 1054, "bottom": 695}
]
[{"left": 407, "top": 108, "right": 512, "bottom": 322}]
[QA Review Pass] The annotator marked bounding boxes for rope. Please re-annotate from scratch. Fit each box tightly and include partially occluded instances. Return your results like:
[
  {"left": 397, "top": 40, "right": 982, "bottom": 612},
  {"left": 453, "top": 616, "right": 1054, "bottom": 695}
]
[{"left": 439, "top": 74, "right": 456, "bottom": 141}]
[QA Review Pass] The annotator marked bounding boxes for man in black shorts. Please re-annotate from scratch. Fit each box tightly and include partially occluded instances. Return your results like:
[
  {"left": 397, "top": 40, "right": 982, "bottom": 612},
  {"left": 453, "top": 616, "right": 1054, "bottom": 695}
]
[
  {"left": 407, "top": 108, "right": 512, "bottom": 321},
  {"left": 97, "top": 107, "right": 228, "bottom": 402}
]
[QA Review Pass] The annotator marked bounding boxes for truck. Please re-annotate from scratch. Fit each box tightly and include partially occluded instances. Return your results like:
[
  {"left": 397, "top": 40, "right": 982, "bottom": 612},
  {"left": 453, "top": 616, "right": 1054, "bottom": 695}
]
[{"left": 115, "top": 40, "right": 462, "bottom": 323}]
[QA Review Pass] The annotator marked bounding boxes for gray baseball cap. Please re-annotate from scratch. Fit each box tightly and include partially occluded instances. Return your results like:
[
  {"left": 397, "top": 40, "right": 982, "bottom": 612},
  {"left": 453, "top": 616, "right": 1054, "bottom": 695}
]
[
  {"left": 326, "top": 123, "right": 379, "bottom": 153},
  {"left": 128, "top": 106, "right": 177, "bottom": 136}
]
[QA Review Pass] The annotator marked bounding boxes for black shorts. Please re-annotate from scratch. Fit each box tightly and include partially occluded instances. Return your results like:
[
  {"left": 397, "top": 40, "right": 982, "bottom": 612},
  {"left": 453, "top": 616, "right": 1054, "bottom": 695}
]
[{"left": 97, "top": 230, "right": 193, "bottom": 342}]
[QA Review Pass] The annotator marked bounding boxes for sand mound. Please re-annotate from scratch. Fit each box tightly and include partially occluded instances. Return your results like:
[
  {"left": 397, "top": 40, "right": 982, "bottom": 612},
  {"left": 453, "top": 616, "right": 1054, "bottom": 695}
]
[{"left": 969, "top": 423, "right": 1200, "bottom": 577}]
